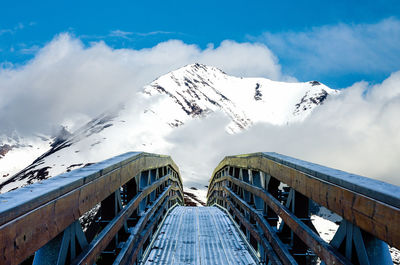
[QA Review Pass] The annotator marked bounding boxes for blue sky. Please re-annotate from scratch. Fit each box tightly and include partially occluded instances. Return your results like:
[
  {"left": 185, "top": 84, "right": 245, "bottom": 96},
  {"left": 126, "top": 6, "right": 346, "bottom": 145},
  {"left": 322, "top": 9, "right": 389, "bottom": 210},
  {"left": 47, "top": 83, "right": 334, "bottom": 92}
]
[
  {"left": 1, "top": 1, "right": 400, "bottom": 186},
  {"left": 1, "top": 0, "right": 400, "bottom": 88}
]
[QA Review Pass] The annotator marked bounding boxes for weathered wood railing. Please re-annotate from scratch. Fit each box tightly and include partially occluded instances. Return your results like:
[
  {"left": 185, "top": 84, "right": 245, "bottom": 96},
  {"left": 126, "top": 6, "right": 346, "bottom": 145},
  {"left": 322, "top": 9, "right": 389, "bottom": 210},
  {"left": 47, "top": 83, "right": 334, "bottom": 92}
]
[
  {"left": 0, "top": 152, "right": 184, "bottom": 265},
  {"left": 207, "top": 152, "right": 400, "bottom": 265}
]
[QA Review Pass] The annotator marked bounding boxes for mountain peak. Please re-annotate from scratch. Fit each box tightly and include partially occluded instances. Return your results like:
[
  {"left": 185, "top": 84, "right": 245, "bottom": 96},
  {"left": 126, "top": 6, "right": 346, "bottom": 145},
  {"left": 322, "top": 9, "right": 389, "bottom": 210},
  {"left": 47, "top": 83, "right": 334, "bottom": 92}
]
[
  {"left": 309, "top": 80, "right": 321, "bottom": 86},
  {"left": 1, "top": 63, "right": 339, "bottom": 194},
  {"left": 144, "top": 63, "right": 337, "bottom": 132},
  {"left": 176, "top": 63, "right": 227, "bottom": 76}
]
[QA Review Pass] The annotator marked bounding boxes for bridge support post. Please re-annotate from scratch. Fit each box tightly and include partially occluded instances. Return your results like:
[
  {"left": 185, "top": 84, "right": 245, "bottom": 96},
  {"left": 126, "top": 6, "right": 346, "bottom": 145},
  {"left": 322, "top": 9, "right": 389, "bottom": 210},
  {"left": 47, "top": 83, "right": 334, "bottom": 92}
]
[
  {"left": 139, "top": 171, "right": 150, "bottom": 213},
  {"left": 99, "top": 189, "right": 128, "bottom": 262},
  {"left": 32, "top": 220, "right": 88, "bottom": 265},
  {"left": 149, "top": 169, "right": 157, "bottom": 203},
  {"left": 256, "top": 222, "right": 267, "bottom": 264},
  {"left": 264, "top": 174, "right": 279, "bottom": 227},
  {"left": 328, "top": 219, "right": 393, "bottom": 265},
  {"left": 278, "top": 188, "right": 317, "bottom": 264},
  {"left": 251, "top": 171, "right": 264, "bottom": 211},
  {"left": 207, "top": 153, "right": 400, "bottom": 265},
  {"left": 123, "top": 176, "right": 139, "bottom": 227}
]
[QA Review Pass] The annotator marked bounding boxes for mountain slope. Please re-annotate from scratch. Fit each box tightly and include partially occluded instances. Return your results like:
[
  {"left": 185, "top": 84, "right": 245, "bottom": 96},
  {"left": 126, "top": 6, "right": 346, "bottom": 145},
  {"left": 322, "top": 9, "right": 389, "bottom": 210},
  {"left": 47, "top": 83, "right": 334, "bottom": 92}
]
[
  {"left": 0, "top": 133, "right": 52, "bottom": 180},
  {"left": 144, "top": 63, "right": 337, "bottom": 132},
  {"left": 0, "top": 63, "right": 337, "bottom": 193}
]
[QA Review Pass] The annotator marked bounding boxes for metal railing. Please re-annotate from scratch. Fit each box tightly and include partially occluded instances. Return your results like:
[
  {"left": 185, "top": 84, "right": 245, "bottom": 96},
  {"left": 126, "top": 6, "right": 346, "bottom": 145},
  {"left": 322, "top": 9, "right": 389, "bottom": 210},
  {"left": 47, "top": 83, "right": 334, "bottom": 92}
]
[
  {"left": 0, "top": 152, "right": 184, "bottom": 265},
  {"left": 207, "top": 152, "right": 400, "bottom": 265}
]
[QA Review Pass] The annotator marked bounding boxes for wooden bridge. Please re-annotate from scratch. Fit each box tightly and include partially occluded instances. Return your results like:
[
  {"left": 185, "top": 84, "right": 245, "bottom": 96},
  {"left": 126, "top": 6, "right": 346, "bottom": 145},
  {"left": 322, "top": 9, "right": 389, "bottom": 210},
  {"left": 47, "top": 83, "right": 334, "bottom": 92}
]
[{"left": 0, "top": 152, "right": 399, "bottom": 265}]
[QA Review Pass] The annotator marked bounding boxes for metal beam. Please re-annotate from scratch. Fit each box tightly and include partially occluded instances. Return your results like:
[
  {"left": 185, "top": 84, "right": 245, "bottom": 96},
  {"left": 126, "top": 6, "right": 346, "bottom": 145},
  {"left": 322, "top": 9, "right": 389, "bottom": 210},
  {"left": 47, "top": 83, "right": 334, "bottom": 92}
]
[{"left": 208, "top": 153, "right": 400, "bottom": 250}]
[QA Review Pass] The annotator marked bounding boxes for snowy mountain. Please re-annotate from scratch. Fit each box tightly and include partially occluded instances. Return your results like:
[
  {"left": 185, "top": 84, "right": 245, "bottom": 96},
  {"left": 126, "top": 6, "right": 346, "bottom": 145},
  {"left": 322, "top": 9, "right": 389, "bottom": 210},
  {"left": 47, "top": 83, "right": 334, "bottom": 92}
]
[
  {"left": 2, "top": 63, "right": 399, "bottom": 263},
  {"left": 0, "top": 63, "right": 337, "bottom": 193},
  {"left": 0, "top": 133, "right": 52, "bottom": 181},
  {"left": 143, "top": 63, "right": 336, "bottom": 133}
]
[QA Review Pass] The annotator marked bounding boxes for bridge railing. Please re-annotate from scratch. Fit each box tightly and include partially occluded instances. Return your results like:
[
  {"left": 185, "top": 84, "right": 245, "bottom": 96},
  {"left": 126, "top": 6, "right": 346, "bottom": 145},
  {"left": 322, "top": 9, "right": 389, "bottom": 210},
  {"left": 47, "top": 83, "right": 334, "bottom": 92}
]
[
  {"left": 207, "top": 152, "right": 400, "bottom": 265},
  {"left": 0, "top": 152, "right": 184, "bottom": 265}
]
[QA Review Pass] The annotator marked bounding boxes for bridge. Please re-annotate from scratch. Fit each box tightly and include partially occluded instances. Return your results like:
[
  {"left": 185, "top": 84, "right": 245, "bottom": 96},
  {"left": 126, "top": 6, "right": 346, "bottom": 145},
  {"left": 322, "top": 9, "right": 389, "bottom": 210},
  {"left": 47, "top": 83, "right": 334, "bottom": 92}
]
[{"left": 0, "top": 152, "right": 399, "bottom": 265}]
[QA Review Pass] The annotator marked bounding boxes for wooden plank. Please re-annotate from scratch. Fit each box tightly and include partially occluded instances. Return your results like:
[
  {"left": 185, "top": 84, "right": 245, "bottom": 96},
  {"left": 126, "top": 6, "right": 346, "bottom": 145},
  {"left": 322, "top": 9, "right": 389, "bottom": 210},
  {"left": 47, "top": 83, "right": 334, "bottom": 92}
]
[
  {"left": 221, "top": 200, "right": 283, "bottom": 265},
  {"left": 0, "top": 152, "right": 180, "bottom": 226},
  {"left": 114, "top": 199, "right": 169, "bottom": 265},
  {"left": 225, "top": 184, "right": 351, "bottom": 265},
  {"left": 73, "top": 176, "right": 171, "bottom": 264},
  {"left": 224, "top": 190, "right": 298, "bottom": 265},
  {"left": 0, "top": 153, "right": 183, "bottom": 265},
  {"left": 262, "top": 152, "right": 400, "bottom": 209},
  {"left": 208, "top": 154, "right": 400, "bottom": 249},
  {"left": 72, "top": 184, "right": 172, "bottom": 264},
  {"left": 0, "top": 152, "right": 142, "bottom": 226}
]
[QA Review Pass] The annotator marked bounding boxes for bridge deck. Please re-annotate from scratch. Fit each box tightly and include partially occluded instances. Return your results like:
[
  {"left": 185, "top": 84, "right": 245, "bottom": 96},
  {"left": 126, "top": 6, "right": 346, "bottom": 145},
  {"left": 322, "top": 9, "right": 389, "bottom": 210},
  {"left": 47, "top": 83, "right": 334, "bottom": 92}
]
[{"left": 143, "top": 206, "right": 258, "bottom": 265}]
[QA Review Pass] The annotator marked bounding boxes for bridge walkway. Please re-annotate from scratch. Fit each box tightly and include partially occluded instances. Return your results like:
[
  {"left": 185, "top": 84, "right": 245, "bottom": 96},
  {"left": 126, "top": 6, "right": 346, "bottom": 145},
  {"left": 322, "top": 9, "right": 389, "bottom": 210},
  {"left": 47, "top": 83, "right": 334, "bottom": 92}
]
[
  {"left": 143, "top": 206, "right": 258, "bottom": 265},
  {"left": 2, "top": 151, "right": 398, "bottom": 264}
]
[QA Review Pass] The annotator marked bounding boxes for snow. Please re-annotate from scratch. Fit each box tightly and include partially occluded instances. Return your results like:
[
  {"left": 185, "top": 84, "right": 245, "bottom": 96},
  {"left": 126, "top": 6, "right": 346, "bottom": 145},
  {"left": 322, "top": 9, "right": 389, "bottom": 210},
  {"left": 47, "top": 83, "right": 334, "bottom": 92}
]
[
  {"left": 311, "top": 213, "right": 400, "bottom": 264},
  {"left": 0, "top": 135, "right": 51, "bottom": 182},
  {"left": 0, "top": 151, "right": 141, "bottom": 224},
  {"left": 183, "top": 187, "right": 208, "bottom": 206},
  {"left": 144, "top": 63, "right": 337, "bottom": 132},
  {"left": 264, "top": 152, "right": 400, "bottom": 208},
  {"left": 311, "top": 215, "right": 339, "bottom": 243},
  {"left": 1, "top": 63, "right": 399, "bottom": 263},
  {"left": 0, "top": 63, "right": 337, "bottom": 193},
  {"left": 142, "top": 206, "right": 257, "bottom": 265}
]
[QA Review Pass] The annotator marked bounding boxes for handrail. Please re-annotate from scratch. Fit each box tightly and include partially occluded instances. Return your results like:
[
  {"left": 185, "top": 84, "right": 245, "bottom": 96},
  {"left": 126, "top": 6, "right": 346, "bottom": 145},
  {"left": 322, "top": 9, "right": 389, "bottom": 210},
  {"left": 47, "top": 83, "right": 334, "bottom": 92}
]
[
  {"left": 0, "top": 152, "right": 184, "bottom": 265},
  {"left": 114, "top": 198, "right": 169, "bottom": 265},
  {"left": 223, "top": 179, "right": 349, "bottom": 264},
  {"left": 209, "top": 152, "right": 400, "bottom": 209},
  {"left": 207, "top": 152, "right": 400, "bottom": 265},
  {"left": 0, "top": 152, "right": 180, "bottom": 226},
  {"left": 72, "top": 176, "right": 173, "bottom": 264}
]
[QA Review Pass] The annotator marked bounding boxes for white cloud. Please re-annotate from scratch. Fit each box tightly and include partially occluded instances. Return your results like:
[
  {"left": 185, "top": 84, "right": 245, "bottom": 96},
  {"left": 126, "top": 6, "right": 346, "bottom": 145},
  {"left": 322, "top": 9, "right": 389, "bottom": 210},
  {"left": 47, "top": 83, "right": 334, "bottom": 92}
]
[
  {"left": 165, "top": 71, "right": 400, "bottom": 188},
  {"left": 134, "top": 31, "right": 175, "bottom": 37},
  {"left": 109, "top": 30, "right": 133, "bottom": 39},
  {"left": 0, "top": 22, "right": 33, "bottom": 36},
  {"left": 0, "top": 33, "right": 283, "bottom": 135},
  {"left": 2, "top": 32, "right": 399, "bottom": 192},
  {"left": 200, "top": 40, "right": 286, "bottom": 80},
  {"left": 83, "top": 30, "right": 177, "bottom": 41},
  {"left": 19, "top": 45, "right": 40, "bottom": 54},
  {"left": 258, "top": 18, "right": 400, "bottom": 79},
  {"left": 108, "top": 30, "right": 176, "bottom": 39}
]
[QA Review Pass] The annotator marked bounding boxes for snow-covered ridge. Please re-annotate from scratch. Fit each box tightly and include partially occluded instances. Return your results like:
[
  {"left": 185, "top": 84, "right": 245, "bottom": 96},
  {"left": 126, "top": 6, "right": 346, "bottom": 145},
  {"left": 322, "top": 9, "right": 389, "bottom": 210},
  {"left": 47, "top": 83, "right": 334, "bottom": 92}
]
[
  {"left": 0, "top": 63, "right": 338, "bottom": 193},
  {"left": 0, "top": 133, "right": 51, "bottom": 180},
  {"left": 144, "top": 63, "right": 337, "bottom": 132}
]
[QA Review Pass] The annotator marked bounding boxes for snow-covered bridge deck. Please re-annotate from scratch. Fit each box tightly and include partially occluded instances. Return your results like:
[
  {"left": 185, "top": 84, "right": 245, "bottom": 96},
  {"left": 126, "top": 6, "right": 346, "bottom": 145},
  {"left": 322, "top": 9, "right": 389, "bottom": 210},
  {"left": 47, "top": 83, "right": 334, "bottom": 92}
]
[{"left": 143, "top": 206, "right": 258, "bottom": 265}]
